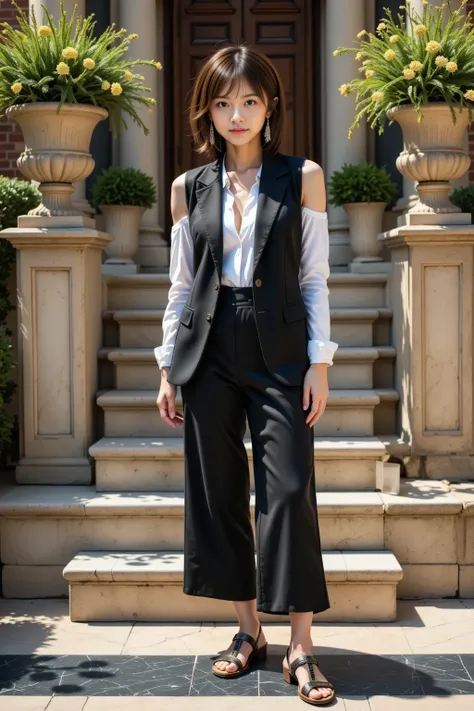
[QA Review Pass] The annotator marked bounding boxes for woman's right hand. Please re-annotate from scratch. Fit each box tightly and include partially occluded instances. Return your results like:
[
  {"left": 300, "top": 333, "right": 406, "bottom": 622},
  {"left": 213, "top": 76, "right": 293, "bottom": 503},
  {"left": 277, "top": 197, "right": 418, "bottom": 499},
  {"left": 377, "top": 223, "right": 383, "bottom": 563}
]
[{"left": 156, "top": 368, "right": 183, "bottom": 428}]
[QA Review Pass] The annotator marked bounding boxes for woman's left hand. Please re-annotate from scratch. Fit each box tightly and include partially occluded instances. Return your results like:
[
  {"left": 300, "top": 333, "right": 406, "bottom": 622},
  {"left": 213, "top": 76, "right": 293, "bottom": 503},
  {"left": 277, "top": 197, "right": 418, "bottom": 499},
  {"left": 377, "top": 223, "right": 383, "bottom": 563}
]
[{"left": 303, "top": 363, "right": 329, "bottom": 427}]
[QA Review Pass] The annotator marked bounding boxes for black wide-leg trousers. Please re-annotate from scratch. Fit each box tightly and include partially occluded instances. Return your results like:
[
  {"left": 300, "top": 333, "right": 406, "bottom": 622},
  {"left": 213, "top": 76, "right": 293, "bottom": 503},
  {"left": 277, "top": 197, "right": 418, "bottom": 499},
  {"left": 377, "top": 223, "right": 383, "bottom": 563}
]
[{"left": 180, "top": 285, "right": 330, "bottom": 615}]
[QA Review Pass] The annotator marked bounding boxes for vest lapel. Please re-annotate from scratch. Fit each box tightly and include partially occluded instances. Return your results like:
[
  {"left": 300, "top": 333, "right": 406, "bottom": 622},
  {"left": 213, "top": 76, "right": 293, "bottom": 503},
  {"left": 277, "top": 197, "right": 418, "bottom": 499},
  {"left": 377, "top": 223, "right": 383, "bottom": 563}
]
[
  {"left": 195, "top": 156, "right": 224, "bottom": 279},
  {"left": 253, "top": 152, "right": 289, "bottom": 274},
  {"left": 194, "top": 151, "right": 290, "bottom": 280}
]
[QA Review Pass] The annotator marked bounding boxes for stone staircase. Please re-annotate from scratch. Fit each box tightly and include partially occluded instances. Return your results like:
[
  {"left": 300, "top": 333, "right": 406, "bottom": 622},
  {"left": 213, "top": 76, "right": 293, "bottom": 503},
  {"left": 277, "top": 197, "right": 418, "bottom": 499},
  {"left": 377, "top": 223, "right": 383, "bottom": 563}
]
[{"left": 1, "top": 270, "right": 416, "bottom": 620}]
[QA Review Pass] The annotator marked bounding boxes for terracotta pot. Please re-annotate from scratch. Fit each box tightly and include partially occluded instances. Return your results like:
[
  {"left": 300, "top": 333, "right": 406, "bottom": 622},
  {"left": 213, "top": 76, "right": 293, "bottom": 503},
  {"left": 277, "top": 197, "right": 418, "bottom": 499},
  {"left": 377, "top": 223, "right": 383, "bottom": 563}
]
[
  {"left": 6, "top": 102, "right": 108, "bottom": 217},
  {"left": 100, "top": 204, "right": 146, "bottom": 264},
  {"left": 342, "top": 202, "right": 387, "bottom": 262},
  {"left": 387, "top": 103, "right": 471, "bottom": 215}
]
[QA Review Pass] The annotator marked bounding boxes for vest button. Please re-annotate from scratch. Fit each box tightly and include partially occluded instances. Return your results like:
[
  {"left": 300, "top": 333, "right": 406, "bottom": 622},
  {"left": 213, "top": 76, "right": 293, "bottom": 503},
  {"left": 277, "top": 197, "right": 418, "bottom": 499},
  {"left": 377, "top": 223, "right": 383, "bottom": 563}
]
[
  {"left": 214, "top": 283, "right": 219, "bottom": 290},
  {"left": 255, "top": 279, "right": 262, "bottom": 287},
  {"left": 206, "top": 314, "right": 212, "bottom": 322}
]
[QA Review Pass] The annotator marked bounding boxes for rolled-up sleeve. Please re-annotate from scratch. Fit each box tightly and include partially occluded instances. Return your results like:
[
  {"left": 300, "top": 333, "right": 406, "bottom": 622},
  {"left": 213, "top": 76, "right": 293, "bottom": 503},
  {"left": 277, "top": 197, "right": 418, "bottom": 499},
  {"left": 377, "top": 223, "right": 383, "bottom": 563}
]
[
  {"left": 154, "top": 215, "right": 194, "bottom": 368},
  {"left": 298, "top": 207, "right": 338, "bottom": 366}
]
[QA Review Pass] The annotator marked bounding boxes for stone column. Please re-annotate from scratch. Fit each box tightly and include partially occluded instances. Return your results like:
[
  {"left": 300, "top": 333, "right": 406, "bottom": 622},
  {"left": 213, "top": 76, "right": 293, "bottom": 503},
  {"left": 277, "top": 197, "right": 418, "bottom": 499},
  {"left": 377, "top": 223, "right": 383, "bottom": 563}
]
[
  {"left": 324, "top": 0, "right": 367, "bottom": 267},
  {"left": 117, "top": 0, "right": 167, "bottom": 270},
  {"left": 381, "top": 223, "right": 474, "bottom": 478},
  {"left": 2, "top": 214, "right": 111, "bottom": 484},
  {"left": 29, "top": 0, "right": 93, "bottom": 217}
]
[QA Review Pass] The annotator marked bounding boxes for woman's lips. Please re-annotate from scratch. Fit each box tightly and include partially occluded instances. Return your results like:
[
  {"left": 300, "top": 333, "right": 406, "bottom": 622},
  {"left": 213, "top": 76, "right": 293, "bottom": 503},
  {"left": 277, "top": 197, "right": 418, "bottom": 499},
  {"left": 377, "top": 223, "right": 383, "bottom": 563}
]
[{"left": 230, "top": 129, "right": 248, "bottom": 133}]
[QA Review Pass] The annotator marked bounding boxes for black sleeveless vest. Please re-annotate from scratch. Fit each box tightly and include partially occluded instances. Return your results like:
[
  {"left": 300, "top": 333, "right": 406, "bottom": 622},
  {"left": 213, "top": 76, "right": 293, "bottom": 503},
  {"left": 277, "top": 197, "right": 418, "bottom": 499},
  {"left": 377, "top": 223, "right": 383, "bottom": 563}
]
[{"left": 166, "top": 151, "right": 310, "bottom": 387}]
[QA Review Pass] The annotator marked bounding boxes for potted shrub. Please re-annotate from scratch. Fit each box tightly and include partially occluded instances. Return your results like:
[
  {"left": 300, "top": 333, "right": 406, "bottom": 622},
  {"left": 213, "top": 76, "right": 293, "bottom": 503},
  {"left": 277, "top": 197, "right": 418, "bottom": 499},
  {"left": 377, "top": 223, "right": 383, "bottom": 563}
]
[
  {"left": 92, "top": 166, "right": 157, "bottom": 265},
  {"left": 328, "top": 162, "right": 398, "bottom": 263},
  {"left": 451, "top": 184, "right": 474, "bottom": 223},
  {"left": 0, "top": 177, "right": 41, "bottom": 466},
  {"left": 333, "top": 0, "right": 474, "bottom": 217},
  {"left": 0, "top": 1, "right": 161, "bottom": 218}
]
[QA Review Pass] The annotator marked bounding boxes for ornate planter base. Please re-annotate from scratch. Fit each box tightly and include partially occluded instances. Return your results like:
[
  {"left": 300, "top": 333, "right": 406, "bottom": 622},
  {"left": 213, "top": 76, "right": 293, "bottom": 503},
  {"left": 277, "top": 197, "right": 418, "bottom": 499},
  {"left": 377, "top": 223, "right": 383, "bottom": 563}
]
[{"left": 6, "top": 102, "right": 108, "bottom": 218}]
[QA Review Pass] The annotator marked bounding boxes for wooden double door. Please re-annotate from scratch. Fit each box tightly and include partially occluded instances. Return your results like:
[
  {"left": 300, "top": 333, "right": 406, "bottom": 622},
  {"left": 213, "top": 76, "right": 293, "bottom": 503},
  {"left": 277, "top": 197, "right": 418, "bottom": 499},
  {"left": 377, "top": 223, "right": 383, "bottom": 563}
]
[{"left": 166, "top": 0, "right": 322, "bottom": 184}]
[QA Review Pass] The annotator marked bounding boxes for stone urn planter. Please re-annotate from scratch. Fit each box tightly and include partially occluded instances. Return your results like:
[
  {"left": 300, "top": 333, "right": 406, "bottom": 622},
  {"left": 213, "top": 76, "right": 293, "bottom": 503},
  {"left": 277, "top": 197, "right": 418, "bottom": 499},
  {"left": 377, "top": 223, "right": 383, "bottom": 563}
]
[
  {"left": 387, "top": 103, "right": 471, "bottom": 216},
  {"left": 100, "top": 204, "right": 146, "bottom": 265},
  {"left": 342, "top": 202, "right": 387, "bottom": 263},
  {"left": 5, "top": 102, "right": 108, "bottom": 217}
]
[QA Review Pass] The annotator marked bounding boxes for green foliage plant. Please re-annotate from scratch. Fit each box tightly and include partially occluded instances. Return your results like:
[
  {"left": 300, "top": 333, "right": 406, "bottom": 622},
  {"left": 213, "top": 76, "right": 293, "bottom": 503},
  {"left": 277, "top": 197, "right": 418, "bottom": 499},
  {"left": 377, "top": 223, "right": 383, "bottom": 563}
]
[
  {"left": 0, "top": 0, "right": 162, "bottom": 137},
  {"left": 333, "top": 0, "right": 474, "bottom": 137},
  {"left": 450, "top": 183, "right": 474, "bottom": 221},
  {"left": 328, "top": 162, "right": 399, "bottom": 207},
  {"left": 92, "top": 166, "right": 157, "bottom": 209},
  {"left": 0, "top": 177, "right": 41, "bottom": 465}
]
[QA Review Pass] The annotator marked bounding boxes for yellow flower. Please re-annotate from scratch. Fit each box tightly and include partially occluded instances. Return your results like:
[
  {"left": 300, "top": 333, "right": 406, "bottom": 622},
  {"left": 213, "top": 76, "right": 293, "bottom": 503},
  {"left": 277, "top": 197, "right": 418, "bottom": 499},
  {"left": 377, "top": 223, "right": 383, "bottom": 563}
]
[
  {"left": 425, "top": 40, "right": 441, "bottom": 54},
  {"left": 372, "top": 91, "right": 384, "bottom": 102},
  {"left": 11, "top": 81, "right": 22, "bottom": 94},
  {"left": 355, "top": 51, "right": 363, "bottom": 61},
  {"left": 333, "top": 49, "right": 341, "bottom": 56},
  {"left": 111, "top": 82, "right": 123, "bottom": 96},
  {"left": 38, "top": 25, "right": 52, "bottom": 37},
  {"left": 409, "top": 60, "right": 423, "bottom": 72},
  {"left": 83, "top": 58, "right": 95, "bottom": 70},
  {"left": 384, "top": 49, "right": 396, "bottom": 61},
  {"left": 389, "top": 34, "right": 400, "bottom": 44},
  {"left": 124, "top": 70, "right": 133, "bottom": 81},
  {"left": 464, "top": 89, "right": 474, "bottom": 101},
  {"left": 339, "top": 83, "right": 351, "bottom": 96},
  {"left": 435, "top": 55, "right": 448, "bottom": 68},
  {"left": 148, "top": 98, "right": 157, "bottom": 105},
  {"left": 414, "top": 24, "right": 427, "bottom": 37},
  {"left": 423, "top": 0, "right": 429, "bottom": 5},
  {"left": 101, "top": 81, "right": 110, "bottom": 90},
  {"left": 446, "top": 61, "right": 458, "bottom": 73},
  {"left": 130, "top": 33, "right": 139, "bottom": 39},
  {"left": 403, "top": 68, "right": 415, "bottom": 80},
  {"left": 357, "top": 30, "right": 367, "bottom": 39},
  {"left": 56, "top": 62, "right": 70, "bottom": 75},
  {"left": 155, "top": 61, "right": 162, "bottom": 70},
  {"left": 62, "top": 46, "right": 78, "bottom": 60},
  {"left": 377, "top": 22, "right": 386, "bottom": 32},
  {"left": 365, "top": 70, "right": 375, "bottom": 78},
  {"left": 136, "top": 74, "right": 145, "bottom": 81}
]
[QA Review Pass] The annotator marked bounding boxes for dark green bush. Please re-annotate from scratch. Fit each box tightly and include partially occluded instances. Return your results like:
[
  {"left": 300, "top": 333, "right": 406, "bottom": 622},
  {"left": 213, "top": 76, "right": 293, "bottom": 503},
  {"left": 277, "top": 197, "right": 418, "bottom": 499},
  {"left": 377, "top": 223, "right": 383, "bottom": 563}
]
[
  {"left": 0, "top": 176, "right": 41, "bottom": 466},
  {"left": 450, "top": 184, "right": 474, "bottom": 222},
  {"left": 328, "top": 162, "right": 398, "bottom": 207},
  {"left": 92, "top": 166, "right": 157, "bottom": 209}
]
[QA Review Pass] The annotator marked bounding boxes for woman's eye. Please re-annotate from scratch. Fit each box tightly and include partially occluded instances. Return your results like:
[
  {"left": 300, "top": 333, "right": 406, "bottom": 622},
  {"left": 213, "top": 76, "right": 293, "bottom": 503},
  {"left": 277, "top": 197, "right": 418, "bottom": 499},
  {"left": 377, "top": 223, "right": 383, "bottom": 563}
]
[{"left": 246, "top": 99, "right": 257, "bottom": 105}]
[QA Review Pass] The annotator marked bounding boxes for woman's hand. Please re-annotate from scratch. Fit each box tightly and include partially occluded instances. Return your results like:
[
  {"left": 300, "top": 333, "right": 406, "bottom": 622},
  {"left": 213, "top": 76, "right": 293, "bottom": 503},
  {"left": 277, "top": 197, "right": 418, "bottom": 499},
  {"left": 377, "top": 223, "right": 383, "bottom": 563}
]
[
  {"left": 156, "top": 367, "right": 184, "bottom": 428},
  {"left": 303, "top": 363, "right": 329, "bottom": 427}
]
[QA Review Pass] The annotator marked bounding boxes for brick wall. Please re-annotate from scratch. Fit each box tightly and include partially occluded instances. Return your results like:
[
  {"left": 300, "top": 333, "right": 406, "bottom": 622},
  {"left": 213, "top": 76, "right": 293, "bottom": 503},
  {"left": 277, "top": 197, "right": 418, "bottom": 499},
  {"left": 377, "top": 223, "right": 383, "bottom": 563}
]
[{"left": 0, "top": 0, "right": 28, "bottom": 178}]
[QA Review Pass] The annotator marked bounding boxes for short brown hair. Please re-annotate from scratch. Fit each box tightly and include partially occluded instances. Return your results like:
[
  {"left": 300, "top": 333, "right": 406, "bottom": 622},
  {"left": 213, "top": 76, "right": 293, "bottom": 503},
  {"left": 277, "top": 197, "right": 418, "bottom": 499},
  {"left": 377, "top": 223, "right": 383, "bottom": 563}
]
[{"left": 189, "top": 43, "right": 286, "bottom": 160}]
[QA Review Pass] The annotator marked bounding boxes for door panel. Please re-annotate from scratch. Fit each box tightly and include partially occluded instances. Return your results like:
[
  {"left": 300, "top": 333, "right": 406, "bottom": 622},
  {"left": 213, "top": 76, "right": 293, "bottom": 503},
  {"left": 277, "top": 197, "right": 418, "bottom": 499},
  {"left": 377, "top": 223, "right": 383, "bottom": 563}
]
[{"left": 167, "top": 0, "right": 319, "bottom": 233}]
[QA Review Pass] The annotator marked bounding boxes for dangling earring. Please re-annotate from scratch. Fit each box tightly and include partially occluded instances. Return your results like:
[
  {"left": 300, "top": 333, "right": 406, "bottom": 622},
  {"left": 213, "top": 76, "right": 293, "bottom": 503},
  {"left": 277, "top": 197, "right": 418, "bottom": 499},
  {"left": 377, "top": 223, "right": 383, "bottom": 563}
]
[
  {"left": 264, "top": 116, "right": 271, "bottom": 144},
  {"left": 210, "top": 120, "right": 215, "bottom": 146}
]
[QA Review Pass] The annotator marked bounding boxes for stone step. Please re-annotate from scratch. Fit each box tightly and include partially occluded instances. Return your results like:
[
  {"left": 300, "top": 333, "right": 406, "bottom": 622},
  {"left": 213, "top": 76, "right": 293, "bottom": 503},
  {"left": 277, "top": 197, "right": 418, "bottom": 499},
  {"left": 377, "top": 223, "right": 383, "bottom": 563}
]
[
  {"left": 103, "top": 306, "right": 393, "bottom": 349},
  {"left": 104, "top": 273, "right": 388, "bottom": 311},
  {"left": 0, "top": 487, "right": 387, "bottom": 565},
  {"left": 99, "top": 346, "right": 396, "bottom": 391},
  {"left": 96, "top": 388, "right": 398, "bottom": 438},
  {"left": 90, "top": 435, "right": 388, "bottom": 492},
  {"left": 63, "top": 549, "right": 403, "bottom": 623}
]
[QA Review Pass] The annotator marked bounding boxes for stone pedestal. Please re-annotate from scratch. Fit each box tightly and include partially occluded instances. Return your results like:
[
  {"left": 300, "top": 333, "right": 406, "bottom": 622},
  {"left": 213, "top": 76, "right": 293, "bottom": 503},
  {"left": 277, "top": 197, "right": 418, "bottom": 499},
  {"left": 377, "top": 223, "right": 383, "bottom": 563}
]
[
  {"left": 381, "top": 223, "right": 474, "bottom": 475},
  {"left": 1, "top": 216, "right": 111, "bottom": 484}
]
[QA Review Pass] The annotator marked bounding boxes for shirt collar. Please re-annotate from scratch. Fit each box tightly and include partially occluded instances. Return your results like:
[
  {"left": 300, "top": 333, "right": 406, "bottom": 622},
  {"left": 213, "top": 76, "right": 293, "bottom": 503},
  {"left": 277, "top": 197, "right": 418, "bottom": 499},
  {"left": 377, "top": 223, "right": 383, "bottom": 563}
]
[{"left": 221, "top": 154, "right": 263, "bottom": 189}]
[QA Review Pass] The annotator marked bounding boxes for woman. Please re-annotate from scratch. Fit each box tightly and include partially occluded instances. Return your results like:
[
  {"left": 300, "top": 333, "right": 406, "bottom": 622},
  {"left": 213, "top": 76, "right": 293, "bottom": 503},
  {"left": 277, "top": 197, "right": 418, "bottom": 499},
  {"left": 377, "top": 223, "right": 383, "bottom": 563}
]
[{"left": 155, "top": 43, "right": 338, "bottom": 706}]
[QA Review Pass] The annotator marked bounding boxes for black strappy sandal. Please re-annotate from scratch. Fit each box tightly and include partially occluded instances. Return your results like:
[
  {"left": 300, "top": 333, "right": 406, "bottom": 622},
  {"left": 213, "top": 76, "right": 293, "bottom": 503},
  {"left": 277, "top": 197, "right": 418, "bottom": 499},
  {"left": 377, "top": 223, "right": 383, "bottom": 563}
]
[
  {"left": 283, "top": 647, "right": 336, "bottom": 706},
  {"left": 211, "top": 624, "right": 267, "bottom": 678}
]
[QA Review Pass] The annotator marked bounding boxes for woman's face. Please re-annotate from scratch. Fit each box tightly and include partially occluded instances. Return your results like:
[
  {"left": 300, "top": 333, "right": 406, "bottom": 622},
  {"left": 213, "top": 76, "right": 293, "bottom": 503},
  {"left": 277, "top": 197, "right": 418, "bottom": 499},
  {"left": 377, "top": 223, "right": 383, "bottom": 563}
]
[{"left": 208, "top": 79, "right": 274, "bottom": 147}]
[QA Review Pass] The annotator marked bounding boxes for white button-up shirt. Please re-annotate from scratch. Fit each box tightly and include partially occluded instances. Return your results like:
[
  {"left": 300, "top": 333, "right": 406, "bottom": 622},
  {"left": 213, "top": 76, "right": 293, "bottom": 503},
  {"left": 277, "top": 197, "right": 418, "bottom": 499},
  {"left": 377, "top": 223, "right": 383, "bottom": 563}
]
[{"left": 155, "top": 158, "right": 338, "bottom": 368}]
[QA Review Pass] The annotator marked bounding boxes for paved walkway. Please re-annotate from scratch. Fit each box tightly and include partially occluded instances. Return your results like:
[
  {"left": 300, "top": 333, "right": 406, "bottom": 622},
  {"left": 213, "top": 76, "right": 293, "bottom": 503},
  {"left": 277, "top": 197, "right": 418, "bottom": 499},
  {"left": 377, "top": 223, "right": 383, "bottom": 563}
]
[{"left": 1, "top": 598, "right": 474, "bottom": 709}]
